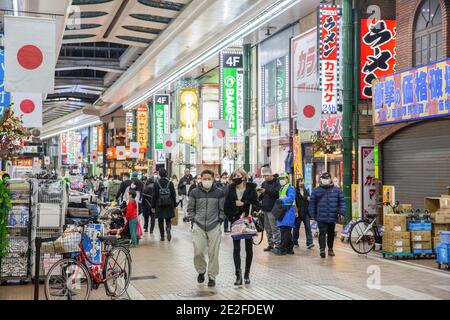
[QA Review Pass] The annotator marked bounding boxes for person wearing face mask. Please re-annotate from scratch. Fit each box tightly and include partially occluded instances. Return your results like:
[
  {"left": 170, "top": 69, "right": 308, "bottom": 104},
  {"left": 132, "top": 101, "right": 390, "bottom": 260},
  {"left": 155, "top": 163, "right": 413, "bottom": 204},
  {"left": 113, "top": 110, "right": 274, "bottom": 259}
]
[
  {"left": 214, "top": 172, "right": 230, "bottom": 232},
  {"left": 272, "top": 173, "right": 297, "bottom": 256},
  {"left": 224, "top": 168, "right": 260, "bottom": 286},
  {"left": 187, "top": 170, "right": 225, "bottom": 287},
  {"left": 294, "top": 177, "right": 314, "bottom": 249},
  {"left": 309, "top": 172, "right": 346, "bottom": 258}
]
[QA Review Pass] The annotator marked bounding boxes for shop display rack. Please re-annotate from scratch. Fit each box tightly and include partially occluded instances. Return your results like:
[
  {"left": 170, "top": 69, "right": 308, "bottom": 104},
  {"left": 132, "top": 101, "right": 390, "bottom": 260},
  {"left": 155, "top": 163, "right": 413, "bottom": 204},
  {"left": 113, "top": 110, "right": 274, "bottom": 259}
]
[{"left": 0, "top": 179, "right": 33, "bottom": 284}]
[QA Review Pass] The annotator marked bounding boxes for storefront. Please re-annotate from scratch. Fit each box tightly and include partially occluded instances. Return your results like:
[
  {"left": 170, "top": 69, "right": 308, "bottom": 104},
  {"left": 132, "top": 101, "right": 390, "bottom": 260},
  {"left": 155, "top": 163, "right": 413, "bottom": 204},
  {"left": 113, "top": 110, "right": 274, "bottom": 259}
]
[{"left": 373, "top": 58, "right": 450, "bottom": 210}]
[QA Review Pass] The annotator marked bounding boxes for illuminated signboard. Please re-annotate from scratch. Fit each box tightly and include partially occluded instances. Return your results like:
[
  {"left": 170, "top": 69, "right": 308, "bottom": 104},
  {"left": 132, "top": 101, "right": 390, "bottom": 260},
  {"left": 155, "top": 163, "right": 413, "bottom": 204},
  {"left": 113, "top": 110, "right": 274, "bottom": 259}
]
[
  {"left": 126, "top": 112, "right": 134, "bottom": 144},
  {"left": 360, "top": 19, "right": 396, "bottom": 99},
  {"left": 153, "top": 95, "right": 170, "bottom": 150},
  {"left": 319, "top": 5, "right": 341, "bottom": 114},
  {"left": 137, "top": 106, "right": 148, "bottom": 152},
  {"left": 97, "top": 125, "right": 104, "bottom": 152},
  {"left": 179, "top": 88, "right": 199, "bottom": 144}
]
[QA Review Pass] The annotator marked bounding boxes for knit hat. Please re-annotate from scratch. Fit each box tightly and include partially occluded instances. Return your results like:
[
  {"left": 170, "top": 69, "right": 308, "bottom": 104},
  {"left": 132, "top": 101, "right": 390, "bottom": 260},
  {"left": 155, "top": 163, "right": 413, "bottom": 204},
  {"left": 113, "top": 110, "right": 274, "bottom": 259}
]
[{"left": 278, "top": 173, "right": 289, "bottom": 179}]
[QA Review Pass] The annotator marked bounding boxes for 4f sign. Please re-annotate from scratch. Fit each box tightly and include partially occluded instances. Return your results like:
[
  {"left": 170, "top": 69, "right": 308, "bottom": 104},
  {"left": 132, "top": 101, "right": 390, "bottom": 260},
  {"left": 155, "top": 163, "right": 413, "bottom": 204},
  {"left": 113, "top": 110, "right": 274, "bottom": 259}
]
[
  {"left": 220, "top": 51, "right": 243, "bottom": 135},
  {"left": 154, "top": 94, "right": 170, "bottom": 150}
]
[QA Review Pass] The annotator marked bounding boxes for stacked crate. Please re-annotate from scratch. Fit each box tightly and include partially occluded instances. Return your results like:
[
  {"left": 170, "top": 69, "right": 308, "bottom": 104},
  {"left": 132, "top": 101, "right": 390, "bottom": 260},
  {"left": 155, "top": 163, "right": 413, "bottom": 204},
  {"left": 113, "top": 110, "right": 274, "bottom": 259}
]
[{"left": 431, "top": 196, "right": 450, "bottom": 250}]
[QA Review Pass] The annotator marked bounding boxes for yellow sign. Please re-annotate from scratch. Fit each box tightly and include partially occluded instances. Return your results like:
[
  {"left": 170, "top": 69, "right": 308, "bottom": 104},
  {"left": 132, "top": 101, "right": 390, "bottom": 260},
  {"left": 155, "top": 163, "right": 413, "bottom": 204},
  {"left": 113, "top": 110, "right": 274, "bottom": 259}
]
[
  {"left": 383, "top": 185, "right": 396, "bottom": 215},
  {"left": 179, "top": 88, "right": 199, "bottom": 144},
  {"left": 352, "top": 184, "right": 360, "bottom": 219},
  {"left": 137, "top": 106, "right": 148, "bottom": 152},
  {"left": 293, "top": 134, "right": 303, "bottom": 181}
]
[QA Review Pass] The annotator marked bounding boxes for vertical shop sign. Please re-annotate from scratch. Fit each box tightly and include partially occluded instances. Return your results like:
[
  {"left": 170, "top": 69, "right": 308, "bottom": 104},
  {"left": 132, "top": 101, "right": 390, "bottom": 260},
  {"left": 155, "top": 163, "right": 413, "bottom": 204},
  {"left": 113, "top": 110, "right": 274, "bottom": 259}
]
[
  {"left": 220, "top": 51, "right": 243, "bottom": 135},
  {"left": 360, "top": 19, "right": 396, "bottom": 99},
  {"left": 276, "top": 56, "right": 289, "bottom": 119},
  {"left": 360, "top": 146, "right": 376, "bottom": 218},
  {"left": 383, "top": 185, "right": 396, "bottom": 215},
  {"left": 179, "top": 88, "right": 199, "bottom": 145},
  {"left": 0, "top": 48, "right": 11, "bottom": 122},
  {"left": 97, "top": 125, "right": 104, "bottom": 153},
  {"left": 304, "top": 164, "right": 313, "bottom": 195},
  {"left": 137, "top": 106, "right": 148, "bottom": 153},
  {"left": 126, "top": 112, "right": 134, "bottom": 144},
  {"left": 352, "top": 184, "right": 360, "bottom": 219},
  {"left": 61, "top": 133, "right": 67, "bottom": 154},
  {"left": 319, "top": 5, "right": 340, "bottom": 114},
  {"left": 154, "top": 95, "right": 170, "bottom": 150},
  {"left": 293, "top": 135, "right": 303, "bottom": 181},
  {"left": 374, "top": 145, "right": 379, "bottom": 179}
]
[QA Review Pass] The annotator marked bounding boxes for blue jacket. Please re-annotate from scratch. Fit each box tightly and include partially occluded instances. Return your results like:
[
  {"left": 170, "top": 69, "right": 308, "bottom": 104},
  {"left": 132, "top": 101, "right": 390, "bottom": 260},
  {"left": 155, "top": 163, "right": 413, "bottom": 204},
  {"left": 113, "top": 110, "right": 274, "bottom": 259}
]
[
  {"left": 276, "top": 185, "right": 296, "bottom": 228},
  {"left": 309, "top": 185, "right": 345, "bottom": 223}
]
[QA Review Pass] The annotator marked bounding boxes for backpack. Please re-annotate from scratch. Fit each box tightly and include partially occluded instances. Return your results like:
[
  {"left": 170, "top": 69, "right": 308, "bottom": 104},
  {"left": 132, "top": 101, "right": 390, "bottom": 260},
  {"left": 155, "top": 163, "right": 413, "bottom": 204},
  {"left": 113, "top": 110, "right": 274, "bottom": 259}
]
[{"left": 156, "top": 179, "right": 172, "bottom": 207}]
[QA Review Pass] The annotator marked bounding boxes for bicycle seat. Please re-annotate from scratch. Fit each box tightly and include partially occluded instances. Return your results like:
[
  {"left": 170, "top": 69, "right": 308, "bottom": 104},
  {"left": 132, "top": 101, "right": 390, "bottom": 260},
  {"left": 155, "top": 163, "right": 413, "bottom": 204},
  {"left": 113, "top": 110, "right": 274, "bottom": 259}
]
[{"left": 99, "top": 235, "right": 118, "bottom": 246}]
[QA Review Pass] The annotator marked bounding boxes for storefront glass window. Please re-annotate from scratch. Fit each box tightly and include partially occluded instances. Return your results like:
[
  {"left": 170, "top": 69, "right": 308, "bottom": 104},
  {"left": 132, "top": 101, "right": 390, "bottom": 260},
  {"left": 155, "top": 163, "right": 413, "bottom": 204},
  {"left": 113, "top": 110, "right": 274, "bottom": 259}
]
[{"left": 414, "top": 0, "right": 442, "bottom": 66}]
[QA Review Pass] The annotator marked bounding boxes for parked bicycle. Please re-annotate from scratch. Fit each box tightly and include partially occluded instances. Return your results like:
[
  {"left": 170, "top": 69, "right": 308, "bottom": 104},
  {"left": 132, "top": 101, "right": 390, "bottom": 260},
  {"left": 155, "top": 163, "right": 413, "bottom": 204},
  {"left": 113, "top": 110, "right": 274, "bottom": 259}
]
[{"left": 44, "top": 216, "right": 132, "bottom": 300}]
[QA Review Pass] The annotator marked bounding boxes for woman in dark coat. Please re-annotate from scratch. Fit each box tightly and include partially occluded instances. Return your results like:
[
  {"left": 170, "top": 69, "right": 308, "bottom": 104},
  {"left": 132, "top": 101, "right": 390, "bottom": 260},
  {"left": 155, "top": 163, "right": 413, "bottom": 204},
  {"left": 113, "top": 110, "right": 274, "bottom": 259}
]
[
  {"left": 224, "top": 168, "right": 260, "bottom": 286},
  {"left": 151, "top": 168, "right": 177, "bottom": 241},
  {"left": 142, "top": 177, "right": 155, "bottom": 233}
]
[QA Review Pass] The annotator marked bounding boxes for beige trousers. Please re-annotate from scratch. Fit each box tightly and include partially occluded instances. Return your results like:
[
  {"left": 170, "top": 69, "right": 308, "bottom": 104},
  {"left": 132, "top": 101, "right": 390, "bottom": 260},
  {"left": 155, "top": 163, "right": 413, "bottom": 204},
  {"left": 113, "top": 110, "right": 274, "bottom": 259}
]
[{"left": 192, "top": 223, "right": 222, "bottom": 279}]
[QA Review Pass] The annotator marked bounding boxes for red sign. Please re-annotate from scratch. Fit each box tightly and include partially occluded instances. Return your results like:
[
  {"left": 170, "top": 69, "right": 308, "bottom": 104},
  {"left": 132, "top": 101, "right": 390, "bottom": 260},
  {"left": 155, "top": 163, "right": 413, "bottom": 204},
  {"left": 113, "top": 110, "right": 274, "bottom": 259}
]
[
  {"left": 97, "top": 125, "right": 104, "bottom": 152},
  {"left": 61, "top": 133, "right": 67, "bottom": 154},
  {"left": 106, "top": 147, "right": 116, "bottom": 159},
  {"left": 320, "top": 114, "right": 342, "bottom": 141},
  {"left": 360, "top": 19, "right": 396, "bottom": 99},
  {"left": 319, "top": 5, "right": 340, "bottom": 114}
]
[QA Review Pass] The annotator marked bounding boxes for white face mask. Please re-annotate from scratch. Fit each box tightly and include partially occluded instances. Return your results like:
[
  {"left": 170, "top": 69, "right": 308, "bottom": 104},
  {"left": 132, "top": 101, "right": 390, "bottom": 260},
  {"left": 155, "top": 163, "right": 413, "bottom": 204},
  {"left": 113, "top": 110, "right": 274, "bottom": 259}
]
[
  {"left": 279, "top": 180, "right": 287, "bottom": 186},
  {"left": 202, "top": 180, "right": 213, "bottom": 189},
  {"left": 321, "top": 178, "right": 332, "bottom": 186}
]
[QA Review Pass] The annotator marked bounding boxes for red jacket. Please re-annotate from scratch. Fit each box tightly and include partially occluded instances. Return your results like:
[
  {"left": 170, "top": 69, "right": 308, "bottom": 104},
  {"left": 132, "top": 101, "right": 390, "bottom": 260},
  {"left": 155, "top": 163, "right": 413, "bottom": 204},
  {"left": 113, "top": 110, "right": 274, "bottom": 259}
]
[{"left": 126, "top": 200, "right": 138, "bottom": 221}]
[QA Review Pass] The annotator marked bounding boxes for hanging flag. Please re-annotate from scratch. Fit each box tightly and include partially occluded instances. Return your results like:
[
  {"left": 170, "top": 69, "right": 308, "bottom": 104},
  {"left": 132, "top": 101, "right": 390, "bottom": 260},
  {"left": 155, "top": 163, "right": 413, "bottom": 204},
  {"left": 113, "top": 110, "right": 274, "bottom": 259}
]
[
  {"left": 12, "top": 92, "right": 43, "bottom": 128},
  {"left": 163, "top": 133, "right": 177, "bottom": 154},
  {"left": 90, "top": 150, "right": 98, "bottom": 163},
  {"left": 116, "top": 146, "right": 126, "bottom": 161},
  {"left": 211, "top": 120, "right": 229, "bottom": 145},
  {"left": 75, "top": 153, "right": 83, "bottom": 164},
  {"left": 44, "top": 156, "right": 50, "bottom": 166},
  {"left": 4, "top": 16, "right": 56, "bottom": 93},
  {"left": 297, "top": 91, "right": 322, "bottom": 131},
  {"left": 130, "top": 142, "right": 140, "bottom": 159}
]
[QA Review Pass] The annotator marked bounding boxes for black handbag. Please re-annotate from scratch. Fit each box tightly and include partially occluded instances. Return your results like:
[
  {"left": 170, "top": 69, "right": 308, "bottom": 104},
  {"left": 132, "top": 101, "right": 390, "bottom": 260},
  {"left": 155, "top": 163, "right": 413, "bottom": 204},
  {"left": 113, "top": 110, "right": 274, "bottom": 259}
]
[{"left": 271, "top": 200, "right": 288, "bottom": 221}]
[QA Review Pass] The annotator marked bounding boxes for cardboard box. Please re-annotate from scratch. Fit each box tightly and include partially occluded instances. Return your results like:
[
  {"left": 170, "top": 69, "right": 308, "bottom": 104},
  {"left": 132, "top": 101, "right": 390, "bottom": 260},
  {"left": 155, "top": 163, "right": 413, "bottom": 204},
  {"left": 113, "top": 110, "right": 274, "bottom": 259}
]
[
  {"left": 411, "top": 241, "right": 432, "bottom": 250},
  {"left": 383, "top": 231, "right": 410, "bottom": 242},
  {"left": 425, "top": 197, "right": 440, "bottom": 213},
  {"left": 433, "top": 236, "right": 441, "bottom": 248},
  {"left": 398, "top": 204, "right": 412, "bottom": 212},
  {"left": 384, "top": 214, "right": 408, "bottom": 232},
  {"left": 411, "top": 230, "right": 431, "bottom": 242},
  {"left": 431, "top": 210, "right": 450, "bottom": 224},
  {"left": 440, "top": 195, "right": 450, "bottom": 209},
  {"left": 432, "top": 224, "right": 450, "bottom": 236},
  {"left": 384, "top": 245, "right": 411, "bottom": 254}
]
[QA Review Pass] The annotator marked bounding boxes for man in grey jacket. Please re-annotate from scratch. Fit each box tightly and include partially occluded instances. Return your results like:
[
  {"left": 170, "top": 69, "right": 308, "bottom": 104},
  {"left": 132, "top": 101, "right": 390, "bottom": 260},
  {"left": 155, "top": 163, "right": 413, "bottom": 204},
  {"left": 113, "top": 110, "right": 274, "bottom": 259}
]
[{"left": 187, "top": 169, "right": 225, "bottom": 287}]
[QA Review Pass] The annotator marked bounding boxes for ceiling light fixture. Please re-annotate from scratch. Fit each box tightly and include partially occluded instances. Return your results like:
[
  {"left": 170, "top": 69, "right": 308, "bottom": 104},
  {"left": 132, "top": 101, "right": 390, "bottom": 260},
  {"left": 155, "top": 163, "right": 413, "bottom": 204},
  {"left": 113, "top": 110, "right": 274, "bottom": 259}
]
[
  {"left": 122, "top": 0, "right": 301, "bottom": 110},
  {"left": 40, "top": 120, "right": 102, "bottom": 140}
]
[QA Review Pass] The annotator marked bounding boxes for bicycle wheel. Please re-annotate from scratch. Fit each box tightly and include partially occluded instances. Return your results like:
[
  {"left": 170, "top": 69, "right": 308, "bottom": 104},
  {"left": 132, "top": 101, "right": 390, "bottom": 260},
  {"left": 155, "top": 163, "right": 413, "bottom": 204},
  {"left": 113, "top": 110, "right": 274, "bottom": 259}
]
[
  {"left": 349, "top": 220, "right": 376, "bottom": 255},
  {"left": 44, "top": 258, "right": 91, "bottom": 300},
  {"left": 104, "top": 246, "right": 132, "bottom": 297}
]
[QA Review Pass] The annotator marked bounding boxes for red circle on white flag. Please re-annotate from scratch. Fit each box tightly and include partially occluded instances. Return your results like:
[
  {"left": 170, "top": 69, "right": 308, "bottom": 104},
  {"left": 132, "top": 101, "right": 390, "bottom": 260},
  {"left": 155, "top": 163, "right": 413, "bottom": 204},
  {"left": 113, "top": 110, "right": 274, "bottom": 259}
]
[
  {"left": 217, "top": 129, "right": 225, "bottom": 138},
  {"left": 303, "top": 105, "right": 316, "bottom": 118},
  {"left": 20, "top": 99, "right": 35, "bottom": 114},
  {"left": 17, "top": 45, "right": 43, "bottom": 70},
  {"left": 132, "top": 148, "right": 137, "bottom": 153},
  {"left": 119, "top": 151, "right": 124, "bottom": 156},
  {"left": 166, "top": 140, "right": 173, "bottom": 148}
]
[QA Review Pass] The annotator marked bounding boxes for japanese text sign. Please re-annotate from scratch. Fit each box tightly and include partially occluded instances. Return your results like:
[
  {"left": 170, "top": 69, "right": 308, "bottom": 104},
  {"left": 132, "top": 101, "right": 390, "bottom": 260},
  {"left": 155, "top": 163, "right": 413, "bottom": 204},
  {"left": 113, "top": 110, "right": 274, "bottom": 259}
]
[
  {"left": 154, "top": 95, "right": 170, "bottom": 150},
  {"left": 137, "top": 106, "right": 148, "bottom": 152},
  {"left": 360, "top": 146, "right": 376, "bottom": 218},
  {"left": 360, "top": 19, "right": 396, "bottom": 99},
  {"left": 319, "top": 5, "right": 340, "bottom": 114},
  {"left": 373, "top": 58, "right": 450, "bottom": 125}
]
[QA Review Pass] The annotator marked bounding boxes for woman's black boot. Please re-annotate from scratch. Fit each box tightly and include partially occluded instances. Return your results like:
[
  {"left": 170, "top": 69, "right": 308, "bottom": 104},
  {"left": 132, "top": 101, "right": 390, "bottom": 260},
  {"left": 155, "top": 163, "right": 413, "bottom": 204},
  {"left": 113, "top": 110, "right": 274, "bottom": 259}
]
[
  {"left": 234, "top": 269, "right": 243, "bottom": 286},
  {"left": 244, "top": 269, "right": 251, "bottom": 285}
]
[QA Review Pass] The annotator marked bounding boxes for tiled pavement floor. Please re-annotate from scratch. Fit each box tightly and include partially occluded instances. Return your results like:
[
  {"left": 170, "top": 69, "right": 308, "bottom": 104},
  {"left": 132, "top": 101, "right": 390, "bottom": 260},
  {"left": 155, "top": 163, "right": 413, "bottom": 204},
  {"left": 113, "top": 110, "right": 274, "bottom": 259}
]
[{"left": 1, "top": 216, "right": 450, "bottom": 300}]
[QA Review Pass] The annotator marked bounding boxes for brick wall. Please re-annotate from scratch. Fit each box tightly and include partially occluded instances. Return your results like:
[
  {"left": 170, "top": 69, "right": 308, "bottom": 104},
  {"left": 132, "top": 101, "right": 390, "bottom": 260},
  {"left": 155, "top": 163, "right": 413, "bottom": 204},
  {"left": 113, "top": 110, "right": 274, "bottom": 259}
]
[{"left": 374, "top": 0, "right": 450, "bottom": 144}]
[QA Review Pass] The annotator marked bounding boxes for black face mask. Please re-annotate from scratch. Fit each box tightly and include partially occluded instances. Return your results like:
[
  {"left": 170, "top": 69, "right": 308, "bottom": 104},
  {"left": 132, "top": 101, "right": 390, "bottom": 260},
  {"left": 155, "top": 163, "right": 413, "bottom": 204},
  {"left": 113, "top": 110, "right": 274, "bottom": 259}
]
[{"left": 233, "top": 177, "right": 243, "bottom": 185}]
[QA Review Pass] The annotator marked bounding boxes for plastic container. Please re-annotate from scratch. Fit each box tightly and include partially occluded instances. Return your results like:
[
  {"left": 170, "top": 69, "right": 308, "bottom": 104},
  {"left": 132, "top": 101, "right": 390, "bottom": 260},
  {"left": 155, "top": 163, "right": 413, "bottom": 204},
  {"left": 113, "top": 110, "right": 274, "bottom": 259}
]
[
  {"left": 407, "top": 222, "right": 432, "bottom": 231},
  {"left": 436, "top": 243, "right": 450, "bottom": 264},
  {"left": 440, "top": 231, "right": 450, "bottom": 244}
]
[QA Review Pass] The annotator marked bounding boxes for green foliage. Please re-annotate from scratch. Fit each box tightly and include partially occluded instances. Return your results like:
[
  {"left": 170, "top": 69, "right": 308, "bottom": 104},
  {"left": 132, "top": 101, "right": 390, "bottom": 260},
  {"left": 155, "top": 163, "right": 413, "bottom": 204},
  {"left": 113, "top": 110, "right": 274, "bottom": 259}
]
[{"left": 0, "top": 178, "right": 11, "bottom": 258}]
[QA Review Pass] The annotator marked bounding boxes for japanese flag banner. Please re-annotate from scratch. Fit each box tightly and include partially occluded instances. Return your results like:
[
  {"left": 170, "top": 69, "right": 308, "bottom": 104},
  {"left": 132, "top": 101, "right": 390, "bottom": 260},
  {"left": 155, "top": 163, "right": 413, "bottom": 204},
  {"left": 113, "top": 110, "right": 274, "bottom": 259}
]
[
  {"left": 211, "top": 120, "right": 229, "bottom": 145},
  {"left": 12, "top": 92, "right": 43, "bottom": 128},
  {"left": 76, "top": 153, "right": 83, "bottom": 164},
  {"left": 130, "top": 142, "right": 140, "bottom": 159},
  {"left": 90, "top": 151, "right": 98, "bottom": 163},
  {"left": 44, "top": 156, "right": 50, "bottom": 166},
  {"left": 116, "top": 146, "right": 126, "bottom": 161},
  {"left": 297, "top": 91, "right": 322, "bottom": 131},
  {"left": 4, "top": 16, "right": 56, "bottom": 93}
]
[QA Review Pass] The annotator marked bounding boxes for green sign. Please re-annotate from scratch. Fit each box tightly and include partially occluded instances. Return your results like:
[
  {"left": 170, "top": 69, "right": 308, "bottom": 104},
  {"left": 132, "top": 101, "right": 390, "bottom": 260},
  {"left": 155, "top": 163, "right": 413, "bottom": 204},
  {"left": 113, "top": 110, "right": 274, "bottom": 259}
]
[
  {"left": 154, "top": 95, "right": 169, "bottom": 150},
  {"left": 221, "top": 51, "right": 243, "bottom": 135},
  {"left": 374, "top": 145, "right": 379, "bottom": 179}
]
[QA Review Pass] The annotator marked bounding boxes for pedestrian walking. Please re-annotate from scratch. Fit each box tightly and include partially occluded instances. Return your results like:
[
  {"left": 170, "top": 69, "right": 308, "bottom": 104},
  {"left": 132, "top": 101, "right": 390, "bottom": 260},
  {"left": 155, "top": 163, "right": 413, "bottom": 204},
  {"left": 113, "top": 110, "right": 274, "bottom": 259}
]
[
  {"left": 116, "top": 173, "right": 132, "bottom": 203},
  {"left": 224, "top": 168, "right": 260, "bottom": 285},
  {"left": 309, "top": 172, "right": 346, "bottom": 258},
  {"left": 126, "top": 190, "right": 139, "bottom": 247},
  {"left": 258, "top": 167, "right": 281, "bottom": 252},
  {"left": 272, "top": 173, "right": 296, "bottom": 256},
  {"left": 294, "top": 177, "right": 314, "bottom": 249},
  {"left": 142, "top": 177, "right": 156, "bottom": 233},
  {"left": 178, "top": 168, "right": 193, "bottom": 210},
  {"left": 151, "top": 168, "right": 177, "bottom": 241},
  {"left": 187, "top": 169, "right": 225, "bottom": 287}
]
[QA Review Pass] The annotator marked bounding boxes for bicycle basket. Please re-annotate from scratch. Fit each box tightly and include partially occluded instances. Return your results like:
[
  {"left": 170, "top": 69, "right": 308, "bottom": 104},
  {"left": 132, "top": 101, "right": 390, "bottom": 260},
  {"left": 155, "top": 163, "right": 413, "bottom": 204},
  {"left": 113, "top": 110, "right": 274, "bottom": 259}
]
[{"left": 53, "top": 232, "right": 82, "bottom": 254}]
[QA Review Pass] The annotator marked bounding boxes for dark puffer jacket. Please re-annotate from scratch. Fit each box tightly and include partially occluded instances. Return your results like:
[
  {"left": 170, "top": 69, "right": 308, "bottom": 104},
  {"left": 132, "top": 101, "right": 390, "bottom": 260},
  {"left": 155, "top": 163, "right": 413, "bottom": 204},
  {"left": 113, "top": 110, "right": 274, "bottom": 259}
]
[
  {"left": 309, "top": 184, "right": 346, "bottom": 223},
  {"left": 224, "top": 182, "right": 260, "bottom": 224},
  {"left": 187, "top": 184, "right": 225, "bottom": 232}
]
